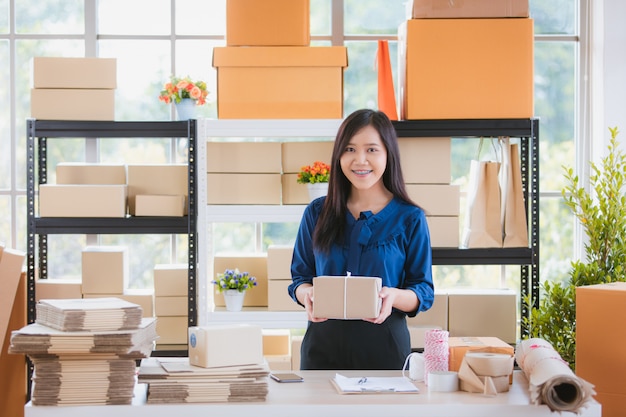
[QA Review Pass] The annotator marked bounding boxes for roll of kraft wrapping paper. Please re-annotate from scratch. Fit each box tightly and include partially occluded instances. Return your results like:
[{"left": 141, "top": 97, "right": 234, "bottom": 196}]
[
  {"left": 458, "top": 352, "right": 514, "bottom": 395},
  {"left": 515, "top": 338, "right": 595, "bottom": 413}
]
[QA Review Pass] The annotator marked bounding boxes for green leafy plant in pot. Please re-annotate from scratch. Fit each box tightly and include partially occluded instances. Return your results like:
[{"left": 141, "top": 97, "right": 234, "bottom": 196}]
[{"left": 523, "top": 127, "right": 626, "bottom": 370}]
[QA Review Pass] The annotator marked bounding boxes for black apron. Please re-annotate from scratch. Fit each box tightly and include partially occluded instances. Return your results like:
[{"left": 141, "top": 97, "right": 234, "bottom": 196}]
[{"left": 299, "top": 311, "right": 410, "bottom": 370}]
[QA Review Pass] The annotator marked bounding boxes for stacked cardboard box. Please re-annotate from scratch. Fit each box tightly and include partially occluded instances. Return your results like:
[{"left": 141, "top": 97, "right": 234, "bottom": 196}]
[
  {"left": 263, "top": 329, "right": 292, "bottom": 370},
  {"left": 81, "top": 246, "right": 154, "bottom": 318},
  {"left": 31, "top": 57, "right": 116, "bottom": 120},
  {"left": 206, "top": 142, "right": 282, "bottom": 204},
  {"left": 127, "top": 164, "right": 188, "bottom": 216},
  {"left": 398, "top": 0, "right": 533, "bottom": 120},
  {"left": 0, "top": 245, "right": 26, "bottom": 417},
  {"left": 213, "top": 0, "right": 347, "bottom": 119},
  {"left": 40, "top": 163, "right": 127, "bottom": 218},
  {"left": 153, "top": 264, "right": 189, "bottom": 345},
  {"left": 266, "top": 245, "right": 300, "bottom": 311},
  {"left": 399, "top": 137, "right": 459, "bottom": 247}
]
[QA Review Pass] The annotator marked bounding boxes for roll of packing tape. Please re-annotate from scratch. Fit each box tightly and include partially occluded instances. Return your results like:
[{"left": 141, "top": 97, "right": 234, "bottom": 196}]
[
  {"left": 464, "top": 352, "right": 514, "bottom": 377},
  {"left": 427, "top": 371, "right": 459, "bottom": 392}
]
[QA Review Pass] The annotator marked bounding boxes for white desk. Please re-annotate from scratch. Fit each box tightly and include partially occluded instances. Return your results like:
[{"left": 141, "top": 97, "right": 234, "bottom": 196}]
[{"left": 25, "top": 370, "right": 600, "bottom": 417}]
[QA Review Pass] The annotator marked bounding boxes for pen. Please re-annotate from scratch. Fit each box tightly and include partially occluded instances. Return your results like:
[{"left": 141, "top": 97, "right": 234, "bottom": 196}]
[{"left": 358, "top": 377, "right": 367, "bottom": 384}]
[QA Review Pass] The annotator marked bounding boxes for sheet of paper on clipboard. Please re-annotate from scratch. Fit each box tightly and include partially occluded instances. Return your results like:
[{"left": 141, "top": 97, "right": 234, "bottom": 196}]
[{"left": 331, "top": 373, "right": 419, "bottom": 394}]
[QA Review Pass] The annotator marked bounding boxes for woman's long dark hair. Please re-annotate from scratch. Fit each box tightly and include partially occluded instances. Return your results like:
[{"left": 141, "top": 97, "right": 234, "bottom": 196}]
[{"left": 313, "top": 109, "right": 416, "bottom": 253}]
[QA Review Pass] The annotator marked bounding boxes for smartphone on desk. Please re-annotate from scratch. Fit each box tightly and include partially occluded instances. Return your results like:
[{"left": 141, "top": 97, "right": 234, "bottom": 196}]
[{"left": 270, "top": 372, "right": 304, "bottom": 383}]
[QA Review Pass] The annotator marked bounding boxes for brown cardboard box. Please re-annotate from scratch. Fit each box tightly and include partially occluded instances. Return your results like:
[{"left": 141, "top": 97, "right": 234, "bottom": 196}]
[
  {"left": 407, "top": 0, "right": 529, "bottom": 19},
  {"left": 447, "top": 289, "right": 517, "bottom": 343},
  {"left": 31, "top": 88, "right": 115, "bottom": 121},
  {"left": 55, "top": 163, "right": 126, "bottom": 185},
  {"left": 127, "top": 165, "right": 188, "bottom": 215},
  {"left": 312, "top": 276, "right": 382, "bottom": 319},
  {"left": 398, "top": 137, "right": 451, "bottom": 184},
  {"left": 207, "top": 173, "right": 282, "bottom": 205},
  {"left": 406, "top": 184, "right": 460, "bottom": 216},
  {"left": 408, "top": 325, "right": 443, "bottom": 349},
  {"left": 153, "top": 264, "right": 188, "bottom": 297},
  {"left": 188, "top": 324, "right": 263, "bottom": 368},
  {"left": 268, "top": 280, "right": 301, "bottom": 311},
  {"left": 448, "top": 336, "right": 514, "bottom": 381},
  {"left": 155, "top": 296, "right": 187, "bottom": 317},
  {"left": 398, "top": 18, "right": 533, "bottom": 120},
  {"left": 33, "top": 57, "right": 117, "bottom": 88},
  {"left": 83, "top": 290, "right": 155, "bottom": 318},
  {"left": 0, "top": 248, "right": 26, "bottom": 351},
  {"left": 406, "top": 290, "right": 448, "bottom": 330},
  {"left": 0, "top": 271, "right": 27, "bottom": 417},
  {"left": 426, "top": 216, "right": 460, "bottom": 248},
  {"left": 213, "top": 255, "right": 268, "bottom": 307},
  {"left": 206, "top": 142, "right": 282, "bottom": 173},
  {"left": 39, "top": 184, "right": 127, "bottom": 217},
  {"left": 267, "top": 245, "right": 294, "bottom": 280},
  {"left": 281, "top": 173, "right": 310, "bottom": 205},
  {"left": 291, "top": 334, "right": 303, "bottom": 370},
  {"left": 35, "top": 278, "right": 82, "bottom": 301},
  {"left": 281, "top": 141, "right": 334, "bottom": 173},
  {"left": 135, "top": 194, "right": 185, "bottom": 217},
  {"left": 156, "top": 316, "right": 188, "bottom": 345},
  {"left": 213, "top": 46, "right": 348, "bottom": 119},
  {"left": 81, "top": 246, "right": 128, "bottom": 295},
  {"left": 263, "top": 329, "right": 291, "bottom": 355},
  {"left": 577, "top": 282, "right": 626, "bottom": 417},
  {"left": 226, "top": 0, "right": 310, "bottom": 46}
]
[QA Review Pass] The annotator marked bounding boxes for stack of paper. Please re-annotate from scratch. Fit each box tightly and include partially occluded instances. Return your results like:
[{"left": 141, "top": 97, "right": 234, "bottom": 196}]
[
  {"left": 35, "top": 298, "right": 143, "bottom": 331},
  {"left": 9, "top": 298, "right": 157, "bottom": 406},
  {"left": 138, "top": 357, "right": 270, "bottom": 403}
]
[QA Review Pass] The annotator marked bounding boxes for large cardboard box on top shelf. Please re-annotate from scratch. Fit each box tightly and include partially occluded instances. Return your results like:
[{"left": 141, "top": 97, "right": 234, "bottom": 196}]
[
  {"left": 213, "top": 254, "right": 268, "bottom": 307},
  {"left": 33, "top": 57, "right": 117, "bottom": 89},
  {"left": 576, "top": 282, "right": 626, "bottom": 417},
  {"left": 31, "top": 89, "right": 115, "bottom": 121},
  {"left": 407, "top": 0, "right": 529, "bottom": 19},
  {"left": 226, "top": 0, "right": 310, "bottom": 46},
  {"left": 398, "top": 137, "right": 451, "bottom": 184},
  {"left": 213, "top": 46, "right": 348, "bottom": 119},
  {"left": 398, "top": 18, "right": 534, "bottom": 120}
]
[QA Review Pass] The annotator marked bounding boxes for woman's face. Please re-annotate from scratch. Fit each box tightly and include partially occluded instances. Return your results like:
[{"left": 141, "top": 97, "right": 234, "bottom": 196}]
[{"left": 339, "top": 125, "right": 388, "bottom": 191}]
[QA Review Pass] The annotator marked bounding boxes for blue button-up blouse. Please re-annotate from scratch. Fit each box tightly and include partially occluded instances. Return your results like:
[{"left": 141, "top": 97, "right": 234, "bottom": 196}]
[{"left": 288, "top": 196, "right": 434, "bottom": 316}]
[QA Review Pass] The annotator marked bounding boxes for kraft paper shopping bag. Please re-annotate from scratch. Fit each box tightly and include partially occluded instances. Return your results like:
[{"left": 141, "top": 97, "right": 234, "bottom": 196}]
[{"left": 499, "top": 138, "right": 529, "bottom": 247}]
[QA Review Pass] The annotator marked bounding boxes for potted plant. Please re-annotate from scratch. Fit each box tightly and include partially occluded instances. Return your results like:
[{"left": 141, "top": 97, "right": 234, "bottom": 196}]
[
  {"left": 297, "top": 161, "right": 331, "bottom": 201},
  {"left": 158, "top": 75, "right": 208, "bottom": 120},
  {"left": 523, "top": 127, "right": 626, "bottom": 370},
  {"left": 212, "top": 268, "right": 257, "bottom": 312}
]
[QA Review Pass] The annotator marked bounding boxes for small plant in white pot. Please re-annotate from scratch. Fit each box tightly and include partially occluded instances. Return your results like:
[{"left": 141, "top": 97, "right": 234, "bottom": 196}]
[{"left": 212, "top": 268, "right": 257, "bottom": 312}]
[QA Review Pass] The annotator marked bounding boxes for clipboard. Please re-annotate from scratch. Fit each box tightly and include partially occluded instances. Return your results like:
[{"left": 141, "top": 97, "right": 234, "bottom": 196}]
[{"left": 330, "top": 373, "right": 420, "bottom": 394}]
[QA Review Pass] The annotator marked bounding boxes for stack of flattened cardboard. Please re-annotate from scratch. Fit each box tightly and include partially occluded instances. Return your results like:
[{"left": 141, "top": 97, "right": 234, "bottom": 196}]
[
  {"left": 138, "top": 357, "right": 270, "bottom": 403},
  {"left": 9, "top": 298, "right": 156, "bottom": 406},
  {"left": 35, "top": 297, "right": 143, "bottom": 331}
]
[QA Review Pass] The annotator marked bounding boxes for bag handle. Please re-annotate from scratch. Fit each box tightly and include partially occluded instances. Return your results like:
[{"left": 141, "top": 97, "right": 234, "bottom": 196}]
[{"left": 476, "top": 137, "right": 501, "bottom": 161}]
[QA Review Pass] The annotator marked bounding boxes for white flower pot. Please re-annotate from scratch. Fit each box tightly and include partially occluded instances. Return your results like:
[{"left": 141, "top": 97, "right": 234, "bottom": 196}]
[
  {"left": 175, "top": 98, "right": 197, "bottom": 120},
  {"left": 223, "top": 289, "right": 246, "bottom": 312},
  {"left": 307, "top": 182, "right": 329, "bottom": 201}
]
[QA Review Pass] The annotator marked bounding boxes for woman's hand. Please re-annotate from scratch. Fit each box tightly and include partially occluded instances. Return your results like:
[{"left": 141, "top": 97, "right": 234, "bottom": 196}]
[
  {"left": 296, "top": 283, "right": 328, "bottom": 323},
  {"left": 363, "top": 287, "right": 419, "bottom": 325}
]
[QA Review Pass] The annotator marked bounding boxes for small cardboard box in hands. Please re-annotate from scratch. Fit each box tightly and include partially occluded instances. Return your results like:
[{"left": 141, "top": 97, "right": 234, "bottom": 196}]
[{"left": 312, "top": 275, "right": 382, "bottom": 319}]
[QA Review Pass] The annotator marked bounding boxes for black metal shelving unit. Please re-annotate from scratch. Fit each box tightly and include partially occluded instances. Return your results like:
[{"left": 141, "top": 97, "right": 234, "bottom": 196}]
[
  {"left": 392, "top": 118, "right": 540, "bottom": 338},
  {"left": 25, "top": 118, "right": 198, "bottom": 328}
]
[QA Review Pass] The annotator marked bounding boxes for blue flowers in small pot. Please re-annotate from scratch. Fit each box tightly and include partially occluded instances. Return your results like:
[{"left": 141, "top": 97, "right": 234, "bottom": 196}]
[{"left": 212, "top": 268, "right": 257, "bottom": 293}]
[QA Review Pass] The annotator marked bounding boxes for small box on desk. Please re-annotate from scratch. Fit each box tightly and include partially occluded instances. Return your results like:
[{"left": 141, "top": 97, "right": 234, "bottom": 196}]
[
  {"left": 312, "top": 275, "right": 381, "bottom": 319},
  {"left": 188, "top": 324, "right": 263, "bottom": 368}
]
